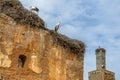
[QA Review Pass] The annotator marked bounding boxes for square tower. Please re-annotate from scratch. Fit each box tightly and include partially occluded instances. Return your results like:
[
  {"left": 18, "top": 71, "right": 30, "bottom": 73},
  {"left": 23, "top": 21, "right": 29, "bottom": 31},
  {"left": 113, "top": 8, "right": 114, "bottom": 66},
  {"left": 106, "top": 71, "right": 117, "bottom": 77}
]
[
  {"left": 88, "top": 47, "right": 115, "bottom": 80},
  {"left": 96, "top": 48, "right": 106, "bottom": 70}
]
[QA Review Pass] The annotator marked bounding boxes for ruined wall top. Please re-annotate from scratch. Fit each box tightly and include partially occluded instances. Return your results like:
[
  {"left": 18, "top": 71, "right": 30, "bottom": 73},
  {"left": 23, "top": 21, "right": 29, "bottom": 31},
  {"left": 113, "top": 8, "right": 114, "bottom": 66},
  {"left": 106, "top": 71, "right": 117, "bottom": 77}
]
[
  {"left": 0, "top": 0, "right": 85, "bottom": 57},
  {"left": 0, "top": 0, "right": 45, "bottom": 29}
]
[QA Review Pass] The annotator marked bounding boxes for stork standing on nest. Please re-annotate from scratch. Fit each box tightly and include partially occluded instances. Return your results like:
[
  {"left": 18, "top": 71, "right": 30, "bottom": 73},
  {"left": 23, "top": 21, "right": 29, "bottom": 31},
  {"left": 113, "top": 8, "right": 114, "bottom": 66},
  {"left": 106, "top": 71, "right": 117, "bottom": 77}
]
[
  {"left": 55, "top": 22, "right": 60, "bottom": 32},
  {"left": 29, "top": 6, "right": 39, "bottom": 13}
]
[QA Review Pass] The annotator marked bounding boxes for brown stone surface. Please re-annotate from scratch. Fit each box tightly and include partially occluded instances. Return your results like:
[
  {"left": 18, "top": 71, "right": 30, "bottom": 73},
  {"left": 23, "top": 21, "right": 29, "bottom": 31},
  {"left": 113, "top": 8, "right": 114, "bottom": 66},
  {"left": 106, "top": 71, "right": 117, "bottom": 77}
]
[
  {"left": 88, "top": 70, "right": 115, "bottom": 80},
  {"left": 0, "top": 0, "right": 85, "bottom": 79},
  {"left": 103, "top": 70, "right": 115, "bottom": 80}
]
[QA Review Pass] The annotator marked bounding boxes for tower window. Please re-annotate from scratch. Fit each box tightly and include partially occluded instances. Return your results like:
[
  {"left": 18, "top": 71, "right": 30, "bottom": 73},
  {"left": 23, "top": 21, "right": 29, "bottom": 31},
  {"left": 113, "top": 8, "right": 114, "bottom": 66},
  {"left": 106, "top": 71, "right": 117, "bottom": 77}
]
[{"left": 17, "top": 55, "right": 26, "bottom": 68}]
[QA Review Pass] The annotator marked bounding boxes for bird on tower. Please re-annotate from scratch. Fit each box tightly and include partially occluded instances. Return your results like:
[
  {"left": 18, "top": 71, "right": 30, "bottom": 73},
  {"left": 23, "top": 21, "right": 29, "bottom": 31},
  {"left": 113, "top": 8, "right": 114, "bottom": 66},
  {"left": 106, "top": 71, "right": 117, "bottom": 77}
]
[
  {"left": 55, "top": 22, "right": 60, "bottom": 32},
  {"left": 102, "top": 65, "right": 104, "bottom": 68},
  {"left": 29, "top": 6, "right": 39, "bottom": 13}
]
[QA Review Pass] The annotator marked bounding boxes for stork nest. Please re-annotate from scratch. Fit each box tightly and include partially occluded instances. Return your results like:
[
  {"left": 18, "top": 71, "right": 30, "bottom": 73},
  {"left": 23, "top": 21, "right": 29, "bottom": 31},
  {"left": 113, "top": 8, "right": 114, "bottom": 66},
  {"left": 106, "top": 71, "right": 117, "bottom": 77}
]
[
  {"left": 50, "top": 30, "right": 85, "bottom": 57},
  {"left": 0, "top": 0, "right": 45, "bottom": 29},
  {"left": 0, "top": 0, "right": 85, "bottom": 56}
]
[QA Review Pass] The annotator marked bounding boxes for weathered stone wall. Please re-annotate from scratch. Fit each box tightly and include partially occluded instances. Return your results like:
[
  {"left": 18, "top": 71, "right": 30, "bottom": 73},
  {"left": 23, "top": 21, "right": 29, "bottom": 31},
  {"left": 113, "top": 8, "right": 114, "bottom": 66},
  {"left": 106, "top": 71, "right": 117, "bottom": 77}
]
[
  {"left": 103, "top": 70, "right": 115, "bottom": 80},
  {"left": 0, "top": 13, "right": 84, "bottom": 80},
  {"left": 88, "top": 70, "right": 103, "bottom": 80},
  {"left": 89, "top": 70, "right": 115, "bottom": 80}
]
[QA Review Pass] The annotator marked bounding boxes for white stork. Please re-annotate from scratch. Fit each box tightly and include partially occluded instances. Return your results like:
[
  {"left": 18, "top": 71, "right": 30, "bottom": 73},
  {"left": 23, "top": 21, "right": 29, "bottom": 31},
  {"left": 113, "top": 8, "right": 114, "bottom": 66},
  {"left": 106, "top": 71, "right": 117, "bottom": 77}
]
[
  {"left": 29, "top": 6, "right": 39, "bottom": 13},
  {"left": 55, "top": 22, "right": 60, "bottom": 32},
  {"left": 102, "top": 65, "right": 104, "bottom": 68}
]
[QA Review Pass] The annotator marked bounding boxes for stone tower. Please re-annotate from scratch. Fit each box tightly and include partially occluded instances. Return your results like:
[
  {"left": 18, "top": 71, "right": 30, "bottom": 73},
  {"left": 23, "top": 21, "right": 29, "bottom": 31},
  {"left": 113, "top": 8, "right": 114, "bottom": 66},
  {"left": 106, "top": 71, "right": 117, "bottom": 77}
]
[
  {"left": 96, "top": 48, "right": 106, "bottom": 70},
  {"left": 88, "top": 47, "right": 115, "bottom": 80}
]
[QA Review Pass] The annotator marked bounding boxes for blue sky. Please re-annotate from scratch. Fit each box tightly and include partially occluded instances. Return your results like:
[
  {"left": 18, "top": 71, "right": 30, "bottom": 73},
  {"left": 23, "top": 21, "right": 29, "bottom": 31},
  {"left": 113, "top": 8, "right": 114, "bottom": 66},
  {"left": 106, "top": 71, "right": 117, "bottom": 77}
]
[{"left": 19, "top": 0, "right": 120, "bottom": 80}]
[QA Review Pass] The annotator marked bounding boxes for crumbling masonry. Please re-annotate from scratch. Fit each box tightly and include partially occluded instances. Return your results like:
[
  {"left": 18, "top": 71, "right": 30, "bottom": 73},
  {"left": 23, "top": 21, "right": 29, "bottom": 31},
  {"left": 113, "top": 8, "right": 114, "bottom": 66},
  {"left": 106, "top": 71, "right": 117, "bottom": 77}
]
[{"left": 0, "top": 0, "right": 85, "bottom": 80}]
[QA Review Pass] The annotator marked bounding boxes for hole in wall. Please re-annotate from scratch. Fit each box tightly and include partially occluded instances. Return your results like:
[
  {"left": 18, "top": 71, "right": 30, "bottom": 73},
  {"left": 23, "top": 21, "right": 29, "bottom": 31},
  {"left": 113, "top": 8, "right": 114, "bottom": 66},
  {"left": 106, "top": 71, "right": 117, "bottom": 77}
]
[{"left": 17, "top": 55, "right": 26, "bottom": 68}]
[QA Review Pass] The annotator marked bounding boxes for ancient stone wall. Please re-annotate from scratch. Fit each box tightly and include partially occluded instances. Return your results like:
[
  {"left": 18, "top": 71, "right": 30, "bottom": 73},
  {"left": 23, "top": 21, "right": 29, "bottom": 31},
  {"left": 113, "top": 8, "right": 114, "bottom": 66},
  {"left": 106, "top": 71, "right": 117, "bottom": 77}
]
[
  {"left": 0, "top": 13, "right": 85, "bottom": 80},
  {"left": 103, "top": 70, "right": 115, "bottom": 80}
]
